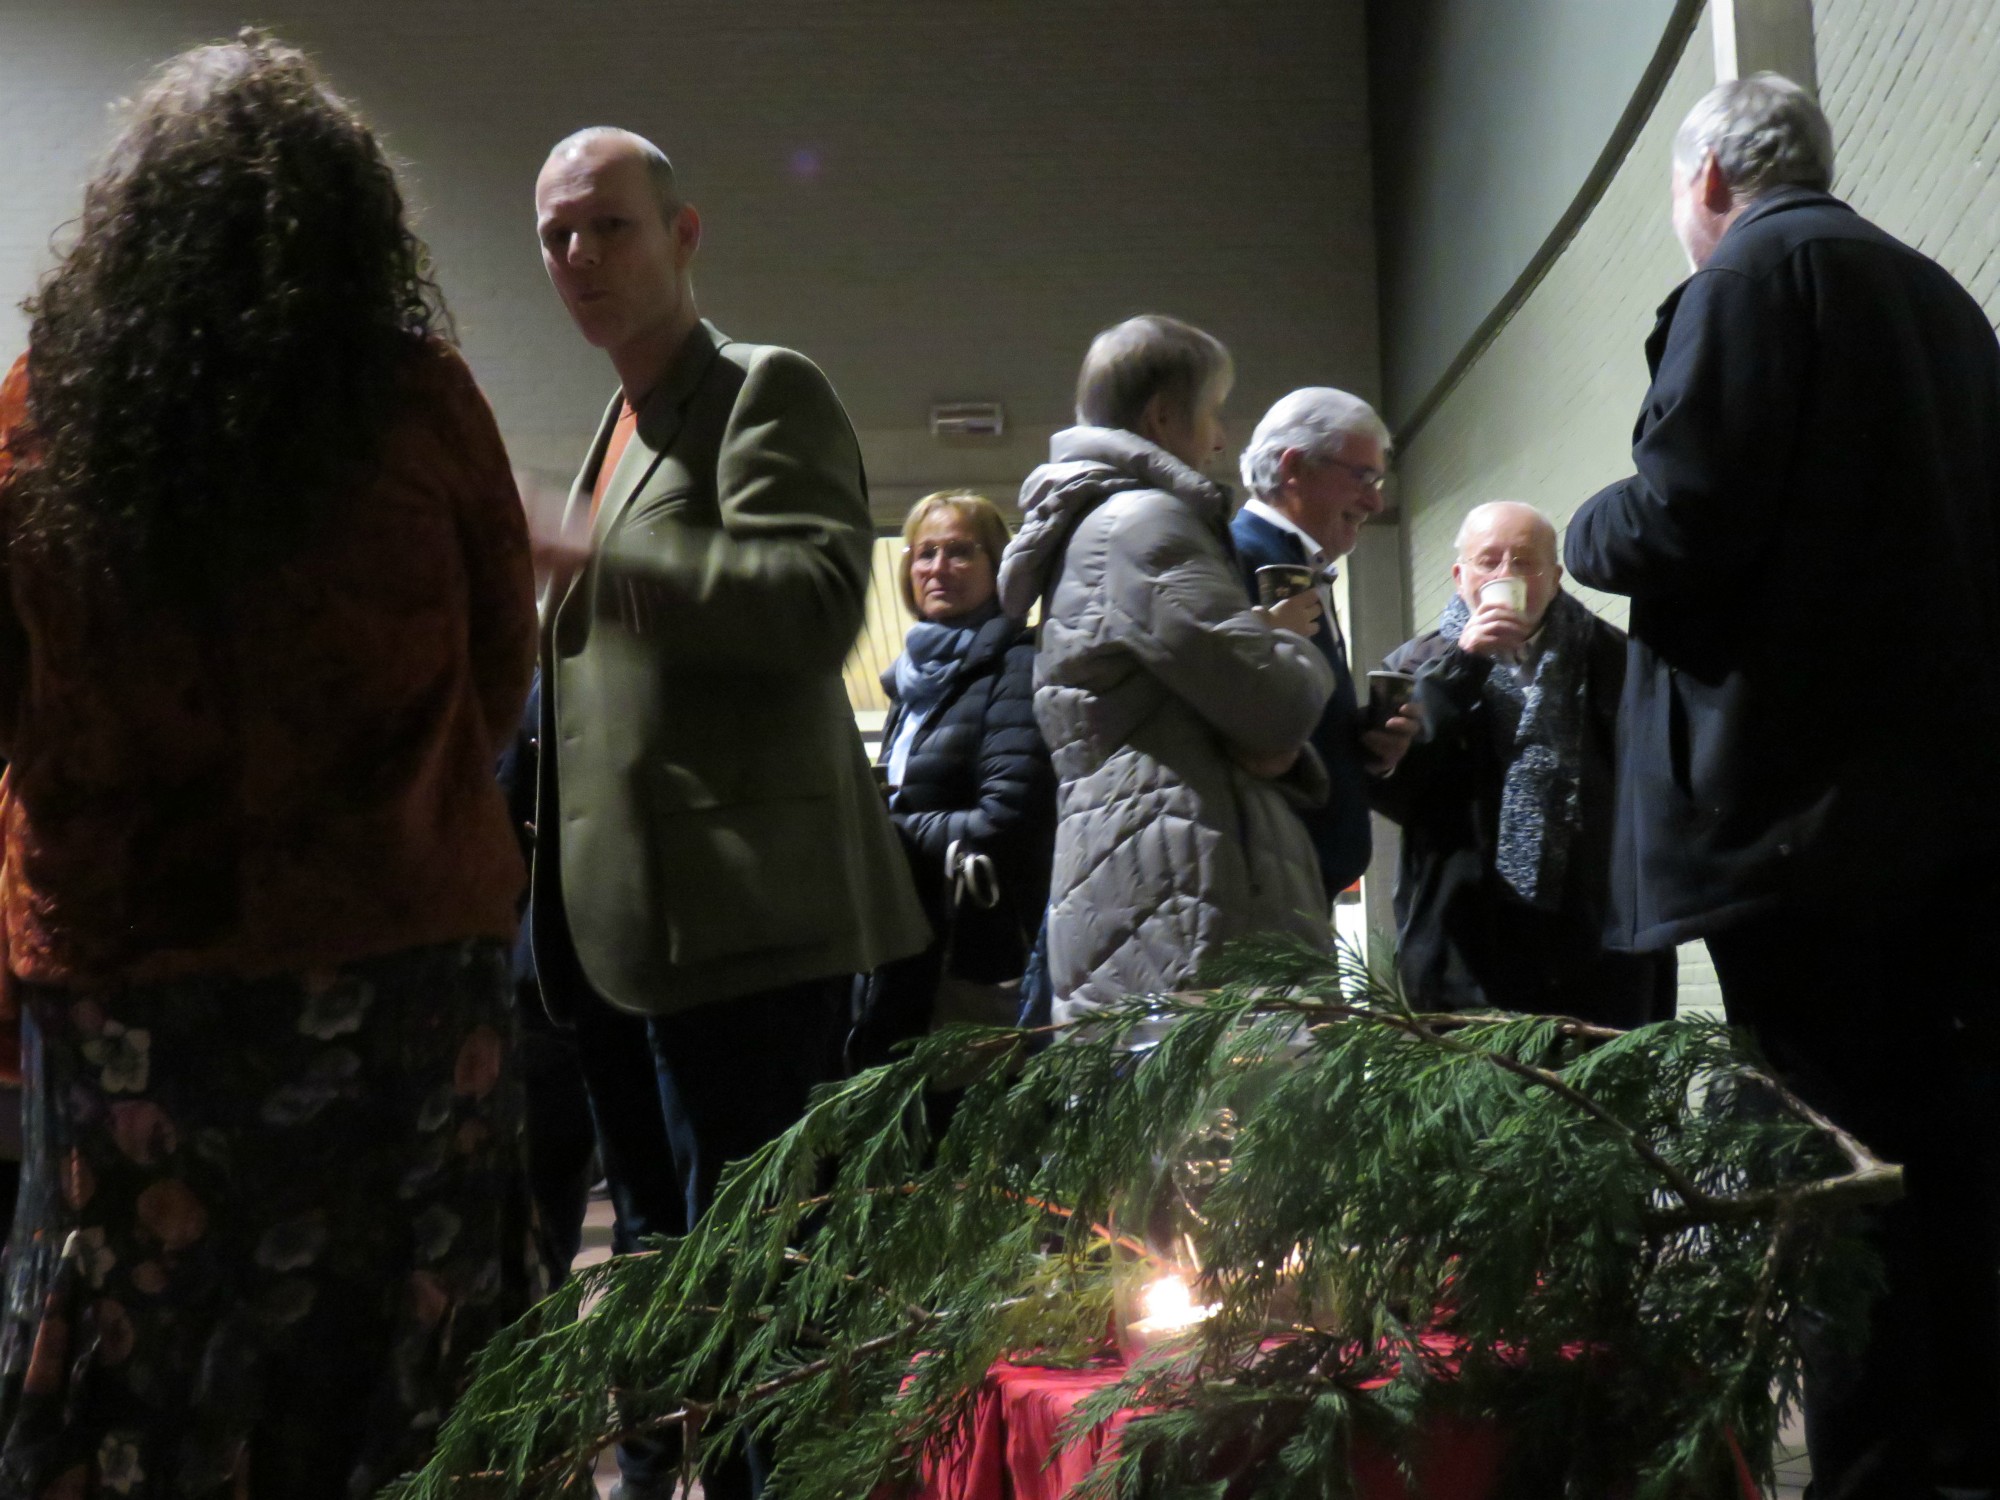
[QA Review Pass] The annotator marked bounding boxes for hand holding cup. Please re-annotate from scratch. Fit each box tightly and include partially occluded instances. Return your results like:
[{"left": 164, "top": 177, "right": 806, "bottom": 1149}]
[
  {"left": 1459, "top": 576, "right": 1531, "bottom": 659},
  {"left": 1260, "top": 589, "right": 1324, "bottom": 640},
  {"left": 1255, "top": 564, "right": 1324, "bottom": 640}
]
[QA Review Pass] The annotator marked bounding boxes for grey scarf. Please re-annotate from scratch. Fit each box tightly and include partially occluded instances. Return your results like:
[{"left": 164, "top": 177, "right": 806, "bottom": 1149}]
[{"left": 1437, "top": 589, "right": 1593, "bottom": 910}]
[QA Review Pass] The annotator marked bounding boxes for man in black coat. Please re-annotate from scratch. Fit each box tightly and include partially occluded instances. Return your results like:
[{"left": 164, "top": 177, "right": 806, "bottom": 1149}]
[
  {"left": 1231, "top": 387, "right": 1417, "bottom": 896},
  {"left": 1374, "top": 503, "right": 1673, "bottom": 1025},
  {"left": 1566, "top": 74, "right": 2000, "bottom": 1500}
]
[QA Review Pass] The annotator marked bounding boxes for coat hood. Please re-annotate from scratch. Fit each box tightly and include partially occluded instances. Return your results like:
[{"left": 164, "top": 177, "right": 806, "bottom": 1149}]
[{"left": 998, "top": 426, "right": 1233, "bottom": 617}]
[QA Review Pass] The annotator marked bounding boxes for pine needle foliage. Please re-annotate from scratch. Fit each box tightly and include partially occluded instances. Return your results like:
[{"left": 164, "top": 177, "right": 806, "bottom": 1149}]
[{"left": 389, "top": 938, "right": 1897, "bottom": 1500}]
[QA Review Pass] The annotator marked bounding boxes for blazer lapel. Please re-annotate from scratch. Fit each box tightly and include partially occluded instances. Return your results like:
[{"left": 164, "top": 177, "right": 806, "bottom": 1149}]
[
  {"left": 1239, "top": 509, "right": 1308, "bottom": 568},
  {"left": 591, "top": 318, "right": 728, "bottom": 546},
  {"left": 542, "top": 391, "right": 627, "bottom": 626},
  {"left": 1241, "top": 510, "right": 1342, "bottom": 668},
  {"left": 547, "top": 320, "right": 732, "bottom": 651}
]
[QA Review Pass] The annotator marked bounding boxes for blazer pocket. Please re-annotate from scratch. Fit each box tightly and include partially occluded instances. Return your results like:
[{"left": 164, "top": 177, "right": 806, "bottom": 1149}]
[
  {"left": 622, "top": 486, "right": 702, "bottom": 528},
  {"left": 652, "top": 793, "right": 847, "bottom": 967},
  {"left": 649, "top": 685, "right": 843, "bottom": 810}
]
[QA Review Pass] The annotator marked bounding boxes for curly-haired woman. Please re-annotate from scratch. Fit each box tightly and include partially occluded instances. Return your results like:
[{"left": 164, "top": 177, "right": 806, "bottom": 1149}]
[{"left": 0, "top": 34, "right": 539, "bottom": 1497}]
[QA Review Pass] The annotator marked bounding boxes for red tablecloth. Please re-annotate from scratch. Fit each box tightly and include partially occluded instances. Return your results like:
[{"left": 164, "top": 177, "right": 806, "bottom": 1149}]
[
  {"left": 918, "top": 1353, "right": 1503, "bottom": 1500},
  {"left": 917, "top": 1351, "right": 1763, "bottom": 1500}
]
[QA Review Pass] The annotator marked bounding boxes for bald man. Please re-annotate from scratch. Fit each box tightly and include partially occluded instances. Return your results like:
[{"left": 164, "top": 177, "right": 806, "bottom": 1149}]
[
  {"left": 528, "top": 128, "right": 928, "bottom": 1500},
  {"left": 1369, "top": 502, "right": 1673, "bottom": 1024}
]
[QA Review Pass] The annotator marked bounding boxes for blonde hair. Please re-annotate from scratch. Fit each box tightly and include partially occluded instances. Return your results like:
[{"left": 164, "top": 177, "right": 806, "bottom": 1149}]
[{"left": 898, "top": 490, "right": 1011, "bottom": 615}]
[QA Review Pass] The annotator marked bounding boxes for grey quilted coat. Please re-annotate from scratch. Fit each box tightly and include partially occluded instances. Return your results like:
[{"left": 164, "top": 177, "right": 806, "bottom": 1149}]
[{"left": 997, "top": 427, "right": 1336, "bottom": 1027}]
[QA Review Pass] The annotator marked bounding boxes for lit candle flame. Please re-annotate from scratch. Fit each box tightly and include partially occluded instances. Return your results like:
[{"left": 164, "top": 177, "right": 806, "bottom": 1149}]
[{"left": 1133, "top": 1273, "right": 1218, "bottom": 1334}]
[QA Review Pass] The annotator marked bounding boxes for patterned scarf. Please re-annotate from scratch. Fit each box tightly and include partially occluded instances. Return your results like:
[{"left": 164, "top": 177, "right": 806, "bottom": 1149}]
[
  {"left": 1436, "top": 588, "right": 1593, "bottom": 910},
  {"left": 888, "top": 600, "right": 1001, "bottom": 785}
]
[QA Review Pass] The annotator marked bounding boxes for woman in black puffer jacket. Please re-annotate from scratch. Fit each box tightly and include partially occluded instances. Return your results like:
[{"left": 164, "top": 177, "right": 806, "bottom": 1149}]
[{"left": 849, "top": 492, "right": 1055, "bottom": 1071}]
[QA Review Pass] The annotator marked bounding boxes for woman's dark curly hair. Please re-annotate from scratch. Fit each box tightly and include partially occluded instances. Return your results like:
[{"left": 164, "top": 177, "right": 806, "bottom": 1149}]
[{"left": 11, "top": 30, "right": 449, "bottom": 602}]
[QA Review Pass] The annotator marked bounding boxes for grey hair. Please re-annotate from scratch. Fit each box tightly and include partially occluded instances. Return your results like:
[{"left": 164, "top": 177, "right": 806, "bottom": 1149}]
[
  {"left": 1673, "top": 73, "right": 1834, "bottom": 198},
  {"left": 548, "top": 126, "right": 680, "bottom": 219},
  {"left": 1238, "top": 387, "right": 1392, "bottom": 499},
  {"left": 1074, "top": 314, "right": 1233, "bottom": 433}
]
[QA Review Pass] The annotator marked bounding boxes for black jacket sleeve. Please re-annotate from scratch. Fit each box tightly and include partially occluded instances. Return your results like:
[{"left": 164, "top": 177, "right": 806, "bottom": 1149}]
[
  {"left": 1566, "top": 257, "right": 1812, "bottom": 598},
  {"left": 1366, "top": 638, "right": 1490, "bottom": 826}
]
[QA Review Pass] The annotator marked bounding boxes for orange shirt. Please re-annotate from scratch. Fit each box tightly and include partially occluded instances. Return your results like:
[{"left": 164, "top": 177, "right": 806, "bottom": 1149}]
[{"left": 589, "top": 400, "right": 640, "bottom": 524}]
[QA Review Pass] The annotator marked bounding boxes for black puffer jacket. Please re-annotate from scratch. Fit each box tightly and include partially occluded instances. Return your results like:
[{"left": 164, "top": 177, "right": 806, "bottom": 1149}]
[
  {"left": 882, "top": 611, "right": 1055, "bottom": 978},
  {"left": 850, "top": 612, "right": 1055, "bottom": 1069}
]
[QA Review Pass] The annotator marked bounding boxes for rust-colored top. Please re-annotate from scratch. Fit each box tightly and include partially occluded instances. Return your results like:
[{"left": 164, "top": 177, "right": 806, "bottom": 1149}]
[
  {"left": 589, "top": 398, "right": 639, "bottom": 524},
  {"left": 0, "top": 341, "right": 536, "bottom": 987}
]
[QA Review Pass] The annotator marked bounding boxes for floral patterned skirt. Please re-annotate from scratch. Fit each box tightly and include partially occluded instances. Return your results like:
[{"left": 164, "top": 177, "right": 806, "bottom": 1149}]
[{"left": 0, "top": 940, "right": 545, "bottom": 1500}]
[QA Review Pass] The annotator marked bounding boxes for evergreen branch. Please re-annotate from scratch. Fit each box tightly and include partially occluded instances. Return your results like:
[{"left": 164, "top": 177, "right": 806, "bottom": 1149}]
[
  {"left": 455, "top": 1315, "right": 936, "bottom": 1492},
  {"left": 403, "top": 937, "right": 1890, "bottom": 1500},
  {"left": 1233, "top": 990, "right": 1901, "bottom": 1225},
  {"left": 779, "top": 1179, "right": 1157, "bottom": 1260}
]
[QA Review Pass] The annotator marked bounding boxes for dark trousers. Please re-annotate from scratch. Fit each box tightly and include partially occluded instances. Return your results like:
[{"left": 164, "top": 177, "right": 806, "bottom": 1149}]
[
  {"left": 580, "top": 975, "right": 848, "bottom": 1500},
  {"left": 570, "top": 986, "right": 685, "bottom": 1253},
  {"left": 515, "top": 981, "right": 600, "bottom": 1282},
  {"left": 1706, "top": 895, "right": 2000, "bottom": 1500},
  {"left": 560, "top": 985, "right": 687, "bottom": 1498}
]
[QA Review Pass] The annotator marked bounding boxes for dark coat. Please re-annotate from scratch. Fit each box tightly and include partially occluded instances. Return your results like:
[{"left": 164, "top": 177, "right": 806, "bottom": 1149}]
[
  {"left": 1370, "top": 616, "right": 1675, "bottom": 1026},
  {"left": 881, "top": 611, "right": 1056, "bottom": 981},
  {"left": 850, "top": 611, "right": 1056, "bottom": 1069},
  {"left": 1228, "top": 508, "right": 1374, "bottom": 893},
  {"left": 1566, "top": 189, "right": 2000, "bottom": 950}
]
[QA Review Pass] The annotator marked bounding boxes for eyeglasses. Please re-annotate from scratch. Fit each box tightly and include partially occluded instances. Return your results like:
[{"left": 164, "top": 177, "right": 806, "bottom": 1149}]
[
  {"left": 1465, "top": 552, "right": 1552, "bottom": 577},
  {"left": 1324, "top": 458, "right": 1388, "bottom": 492},
  {"left": 909, "top": 540, "right": 987, "bottom": 567}
]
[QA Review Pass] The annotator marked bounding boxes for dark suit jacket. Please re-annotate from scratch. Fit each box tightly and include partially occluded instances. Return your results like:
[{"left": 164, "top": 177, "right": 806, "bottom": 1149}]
[
  {"left": 1229, "top": 508, "right": 1372, "bottom": 892},
  {"left": 534, "top": 320, "right": 929, "bottom": 1015},
  {"left": 1567, "top": 189, "right": 2000, "bottom": 950}
]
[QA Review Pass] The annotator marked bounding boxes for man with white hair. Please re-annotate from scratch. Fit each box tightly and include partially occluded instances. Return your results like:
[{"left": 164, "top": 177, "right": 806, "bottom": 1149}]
[
  {"left": 1568, "top": 74, "right": 2000, "bottom": 1499},
  {"left": 1371, "top": 501, "right": 1673, "bottom": 1024},
  {"left": 1230, "top": 388, "right": 1415, "bottom": 896}
]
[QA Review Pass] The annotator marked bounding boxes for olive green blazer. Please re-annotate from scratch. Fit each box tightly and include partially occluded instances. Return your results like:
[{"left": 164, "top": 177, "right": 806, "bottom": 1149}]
[{"left": 536, "top": 321, "right": 929, "bottom": 1015}]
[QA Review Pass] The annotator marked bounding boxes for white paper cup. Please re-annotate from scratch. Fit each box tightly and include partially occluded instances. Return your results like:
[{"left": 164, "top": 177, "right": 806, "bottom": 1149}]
[{"left": 1479, "top": 576, "right": 1527, "bottom": 613}]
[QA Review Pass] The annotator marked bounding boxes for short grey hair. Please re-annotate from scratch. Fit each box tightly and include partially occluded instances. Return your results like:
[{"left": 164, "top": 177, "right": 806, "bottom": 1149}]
[
  {"left": 549, "top": 126, "right": 680, "bottom": 220},
  {"left": 1673, "top": 73, "right": 1834, "bottom": 199},
  {"left": 1075, "top": 314, "right": 1233, "bottom": 433},
  {"left": 1238, "top": 387, "right": 1392, "bottom": 500}
]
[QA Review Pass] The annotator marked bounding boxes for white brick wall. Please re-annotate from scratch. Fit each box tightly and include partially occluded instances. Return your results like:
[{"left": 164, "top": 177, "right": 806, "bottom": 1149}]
[{"left": 1815, "top": 0, "right": 2000, "bottom": 327}]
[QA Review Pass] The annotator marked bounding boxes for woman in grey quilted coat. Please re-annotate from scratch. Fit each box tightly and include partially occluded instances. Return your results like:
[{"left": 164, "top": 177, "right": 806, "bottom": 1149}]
[{"left": 997, "top": 316, "right": 1336, "bottom": 1029}]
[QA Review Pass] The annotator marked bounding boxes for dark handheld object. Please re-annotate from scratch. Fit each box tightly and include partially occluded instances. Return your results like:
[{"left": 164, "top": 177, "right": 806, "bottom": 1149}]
[
  {"left": 1365, "top": 670, "right": 1416, "bottom": 728},
  {"left": 1255, "top": 563, "right": 1317, "bottom": 607}
]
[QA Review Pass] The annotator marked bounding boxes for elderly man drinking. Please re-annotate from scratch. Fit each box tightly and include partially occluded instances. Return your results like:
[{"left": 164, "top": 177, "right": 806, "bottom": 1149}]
[{"left": 1370, "top": 502, "right": 1673, "bottom": 1026}]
